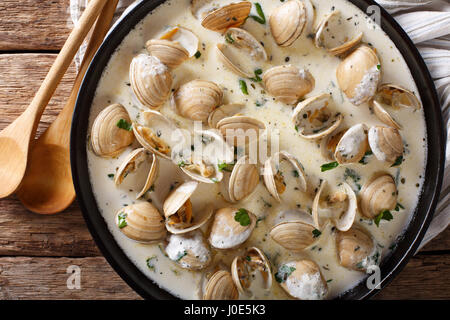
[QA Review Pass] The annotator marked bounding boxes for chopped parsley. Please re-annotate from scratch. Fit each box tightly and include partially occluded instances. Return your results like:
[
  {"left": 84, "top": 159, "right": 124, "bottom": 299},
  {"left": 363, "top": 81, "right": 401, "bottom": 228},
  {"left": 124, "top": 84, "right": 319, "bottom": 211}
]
[
  {"left": 312, "top": 229, "right": 322, "bottom": 238},
  {"left": 359, "top": 151, "right": 373, "bottom": 164},
  {"left": 116, "top": 119, "right": 132, "bottom": 131},
  {"left": 194, "top": 51, "right": 201, "bottom": 59},
  {"left": 395, "top": 202, "right": 404, "bottom": 211},
  {"left": 117, "top": 212, "right": 127, "bottom": 228},
  {"left": 225, "top": 32, "right": 234, "bottom": 44},
  {"left": 178, "top": 160, "right": 187, "bottom": 168},
  {"left": 249, "top": 2, "right": 266, "bottom": 24},
  {"left": 321, "top": 161, "right": 339, "bottom": 172},
  {"left": 275, "top": 265, "right": 296, "bottom": 283},
  {"left": 239, "top": 79, "right": 248, "bottom": 95},
  {"left": 217, "top": 161, "right": 233, "bottom": 172},
  {"left": 377, "top": 64, "right": 381, "bottom": 70},
  {"left": 374, "top": 209, "right": 394, "bottom": 227},
  {"left": 292, "top": 170, "right": 299, "bottom": 178},
  {"left": 146, "top": 256, "right": 157, "bottom": 271},
  {"left": 176, "top": 250, "right": 187, "bottom": 261},
  {"left": 234, "top": 208, "right": 251, "bottom": 226},
  {"left": 391, "top": 155, "right": 403, "bottom": 167},
  {"left": 107, "top": 173, "right": 114, "bottom": 179},
  {"left": 249, "top": 68, "right": 263, "bottom": 82}
]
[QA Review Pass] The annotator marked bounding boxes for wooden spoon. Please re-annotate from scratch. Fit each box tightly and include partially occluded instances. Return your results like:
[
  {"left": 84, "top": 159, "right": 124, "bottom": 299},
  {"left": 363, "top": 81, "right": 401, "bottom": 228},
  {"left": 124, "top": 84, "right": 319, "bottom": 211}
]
[
  {"left": 16, "top": 0, "right": 120, "bottom": 214},
  {"left": 0, "top": 0, "right": 107, "bottom": 199}
]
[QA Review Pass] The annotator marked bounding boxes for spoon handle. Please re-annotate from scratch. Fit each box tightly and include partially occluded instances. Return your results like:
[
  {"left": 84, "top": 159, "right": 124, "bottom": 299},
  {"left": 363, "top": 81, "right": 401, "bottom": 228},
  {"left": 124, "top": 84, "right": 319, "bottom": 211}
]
[{"left": 25, "top": 0, "right": 108, "bottom": 128}]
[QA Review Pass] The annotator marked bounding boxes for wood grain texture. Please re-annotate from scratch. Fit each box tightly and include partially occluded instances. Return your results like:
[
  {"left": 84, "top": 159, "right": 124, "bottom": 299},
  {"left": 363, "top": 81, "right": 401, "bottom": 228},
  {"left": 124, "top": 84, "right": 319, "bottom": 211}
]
[{"left": 0, "top": 0, "right": 72, "bottom": 51}]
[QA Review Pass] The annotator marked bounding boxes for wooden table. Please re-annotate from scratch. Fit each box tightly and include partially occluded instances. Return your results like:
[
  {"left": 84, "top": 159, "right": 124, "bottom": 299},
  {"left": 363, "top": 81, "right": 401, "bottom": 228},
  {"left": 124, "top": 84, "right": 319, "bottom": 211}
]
[{"left": 0, "top": 0, "right": 448, "bottom": 300}]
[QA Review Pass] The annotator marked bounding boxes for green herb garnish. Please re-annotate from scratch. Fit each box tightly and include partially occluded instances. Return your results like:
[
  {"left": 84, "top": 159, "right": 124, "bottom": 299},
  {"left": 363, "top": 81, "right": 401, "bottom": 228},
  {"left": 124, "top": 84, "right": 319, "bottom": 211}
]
[
  {"left": 116, "top": 118, "right": 132, "bottom": 131},
  {"left": 275, "top": 265, "right": 296, "bottom": 283},
  {"left": 117, "top": 212, "right": 127, "bottom": 229},
  {"left": 321, "top": 161, "right": 339, "bottom": 172},
  {"left": 359, "top": 151, "right": 373, "bottom": 164},
  {"left": 249, "top": 3, "right": 266, "bottom": 24},
  {"left": 107, "top": 173, "right": 114, "bottom": 179},
  {"left": 391, "top": 155, "right": 403, "bottom": 167},
  {"left": 292, "top": 170, "right": 299, "bottom": 178},
  {"left": 249, "top": 68, "right": 263, "bottom": 82},
  {"left": 395, "top": 202, "right": 404, "bottom": 211},
  {"left": 377, "top": 64, "right": 381, "bottom": 70},
  {"left": 218, "top": 161, "right": 233, "bottom": 172},
  {"left": 374, "top": 209, "right": 394, "bottom": 227},
  {"left": 146, "top": 256, "right": 157, "bottom": 271},
  {"left": 239, "top": 79, "right": 248, "bottom": 95},
  {"left": 225, "top": 32, "right": 234, "bottom": 44},
  {"left": 234, "top": 208, "right": 251, "bottom": 226},
  {"left": 178, "top": 160, "right": 186, "bottom": 168},
  {"left": 312, "top": 229, "right": 322, "bottom": 238},
  {"left": 194, "top": 51, "right": 201, "bottom": 59},
  {"left": 176, "top": 251, "right": 187, "bottom": 261}
]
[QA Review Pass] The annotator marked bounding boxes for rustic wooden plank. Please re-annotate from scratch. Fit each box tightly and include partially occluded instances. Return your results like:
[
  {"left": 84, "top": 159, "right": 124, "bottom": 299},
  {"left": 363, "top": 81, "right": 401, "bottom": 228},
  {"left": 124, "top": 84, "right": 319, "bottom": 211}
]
[
  {"left": 0, "top": 53, "right": 77, "bottom": 137},
  {"left": 0, "top": 257, "right": 141, "bottom": 299},
  {"left": 419, "top": 226, "right": 450, "bottom": 252},
  {"left": 0, "top": 198, "right": 100, "bottom": 257},
  {"left": 0, "top": 0, "right": 71, "bottom": 51}
]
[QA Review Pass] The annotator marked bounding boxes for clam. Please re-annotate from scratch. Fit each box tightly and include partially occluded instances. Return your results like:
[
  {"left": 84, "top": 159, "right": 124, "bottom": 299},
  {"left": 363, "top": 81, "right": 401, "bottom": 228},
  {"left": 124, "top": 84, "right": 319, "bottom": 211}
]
[
  {"left": 320, "top": 127, "right": 347, "bottom": 161},
  {"left": 269, "top": 0, "right": 306, "bottom": 47},
  {"left": 90, "top": 103, "right": 134, "bottom": 158},
  {"left": 336, "top": 45, "right": 381, "bottom": 106},
  {"left": 163, "top": 181, "right": 214, "bottom": 234},
  {"left": 302, "top": 0, "right": 316, "bottom": 36},
  {"left": 132, "top": 110, "right": 178, "bottom": 160},
  {"left": 201, "top": 2, "right": 251, "bottom": 33},
  {"left": 231, "top": 247, "right": 272, "bottom": 294},
  {"left": 359, "top": 173, "right": 397, "bottom": 219},
  {"left": 217, "top": 28, "right": 267, "bottom": 78},
  {"left": 314, "top": 10, "right": 363, "bottom": 56},
  {"left": 207, "top": 103, "right": 244, "bottom": 128},
  {"left": 203, "top": 270, "right": 239, "bottom": 300},
  {"left": 336, "top": 224, "right": 376, "bottom": 271},
  {"left": 216, "top": 115, "right": 266, "bottom": 146},
  {"left": 368, "top": 126, "right": 403, "bottom": 164},
  {"left": 114, "top": 148, "right": 158, "bottom": 199},
  {"left": 129, "top": 54, "right": 173, "bottom": 109},
  {"left": 208, "top": 207, "right": 256, "bottom": 249},
  {"left": 220, "top": 155, "right": 260, "bottom": 203},
  {"left": 270, "top": 209, "right": 318, "bottom": 251},
  {"left": 263, "top": 151, "right": 307, "bottom": 202},
  {"left": 172, "top": 80, "right": 223, "bottom": 122},
  {"left": 165, "top": 230, "right": 211, "bottom": 270},
  {"left": 334, "top": 123, "right": 368, "bottom": 164},
  {"left": 146, "top": 27, "right": 199, "bottom": 69},
  {"left": 263, "top": 65, "right": 315, "bottom": 105},
  {"left": 115, "top": 202, "right": 166, "bottom": 243},
  {"left": 276, "top": 260, "right": 328, "bottom": 300},
  {"left": 291, "top": 93, "right": 343, "bottom": 140}
]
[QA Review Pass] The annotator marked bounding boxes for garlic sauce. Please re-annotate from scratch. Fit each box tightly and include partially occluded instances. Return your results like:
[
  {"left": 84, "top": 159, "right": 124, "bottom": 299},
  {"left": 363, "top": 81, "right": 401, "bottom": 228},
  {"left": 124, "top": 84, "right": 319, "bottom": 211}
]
[{"left": 87, "top": 0, "right": 427, "bottom": 299}]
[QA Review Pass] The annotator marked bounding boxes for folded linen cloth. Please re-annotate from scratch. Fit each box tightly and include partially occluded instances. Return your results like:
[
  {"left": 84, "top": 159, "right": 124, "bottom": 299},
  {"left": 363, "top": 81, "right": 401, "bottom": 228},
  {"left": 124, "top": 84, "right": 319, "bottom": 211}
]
[{"left": 70, "top": 0, "right": 450, "bottom": 251}]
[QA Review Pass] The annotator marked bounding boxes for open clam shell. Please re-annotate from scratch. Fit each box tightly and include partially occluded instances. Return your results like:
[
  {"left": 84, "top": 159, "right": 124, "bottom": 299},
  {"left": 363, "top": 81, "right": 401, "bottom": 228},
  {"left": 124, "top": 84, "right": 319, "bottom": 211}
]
[
  {"left": 172, "top": 79, "right": 223, "bottom": 122},
  {"left": 90, "top": 103, "right": 134, "bottom": 158},
  {"left": 270, "top": 209, "right": 318, "bottom": 251},
  {"left": 303, "top": 0, "right": 316, "bottom": 36},
  {"left": 114, "top": 148, "right": 158, "bottom": 199},
  {"left": 163, "top": 181, "right": 214, "bottom": 234},
  {"left": 314, "top": 10, "right": 363, "bottom": 56},
  {"left": 129, "top": 54, "right": 173, "bottom": 109},
  {"left": 217, "top": 115, "right": 266, "bottom": 146},
  {"left": 277, "top": 260, "right": 328, "bottom": 300},
  {"left": 336, "top": 224, "right": 376, "bottom": 271},
  {"left": 201, "top": 2, "right": 251, "bottom": 33},
  {"left": 368, "top": 126, "right": 403, "bottom": 164},
  {"left": 165, "top": 230, "right": 212, "bottom": 270},
  {"left": 263, "top": 65, "right": 315, "bottom": 105},
  {"left": 269, "top": 0, "right": 306, "bottom": 47},
  {"left": 359, "top": 173, "right": 397, "bottom": 219},
  {"left": 263, "top": 151, "right": 307, "bottom": 202},
  {"left": 320, "top": 127, "right": 347, "bottom": 161},
  {"left": 132, "top": 110, "right": 178, "bottom": 160},
  {"left": 292, "top": 93, "right": 343, "bottom": 140},
  {"left": 203, "top": 270, "right": 239, "bottom": 300},
  {"left": 209, "top": 207, "right": 256, "bottom": 249},
  {"left": 336, "top": 45, "right": 381, "bottom": 106},
  {"left": 115, "top": 202, "right": 166, "bottom": 243},
  {"left": 334, "top": 123, "right": 368, "bottom": 164},
  {"left": 217, "top": 28, "right": 267, "bottom": 78},
  {"left": 231, "top": 247, "right": 272, "bottom": 294},
  {"left": 207, "top": 103, "right": 244, "bottom": 128}
]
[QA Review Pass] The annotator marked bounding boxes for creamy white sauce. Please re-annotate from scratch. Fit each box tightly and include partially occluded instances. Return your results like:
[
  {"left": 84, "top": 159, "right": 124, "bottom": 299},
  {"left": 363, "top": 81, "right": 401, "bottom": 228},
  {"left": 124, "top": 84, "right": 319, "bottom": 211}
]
[{"left": 86, "top": 0, "right": 427, "bottom": 299}]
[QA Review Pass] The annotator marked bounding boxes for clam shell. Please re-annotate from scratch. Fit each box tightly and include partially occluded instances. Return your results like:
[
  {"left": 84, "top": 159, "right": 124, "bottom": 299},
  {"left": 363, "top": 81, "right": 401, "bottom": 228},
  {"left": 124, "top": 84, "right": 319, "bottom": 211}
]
[
  {"left": 116, "top": 202, "right": 166, "bottom": 243},
  {"left": 207, "top": 103, "right": 244, "bottom": 128},
  {"left": 201, "top": 2, "right": 252, "bottom": 33},
  {"left": 231, "top": 247, "right": 272, "bottom": 294},
  {"left": 334, "top": 123, "right": 368, "bottom": 164},
  {"left": 269, "top": 0, "right": 306, "bottom": 47},
  {"left": 130, "top": 54, "right": 173, "bottom": 109},
  {"left": 114, "top": 148, "right": 158, "bottom": 199},
  {"left": 217, "top": 115, "right": 266, "bottom": 146},
  {"left": 333, "top": 183, "right": 357, "bottom": 231},
  {"left": 263, "top": 65, "right": 315, "bottom": 105},
  {"left": 217, "top": 28, "right": 267, "bottom": 77},
  {"left": 226, "top": 155, "right": 260, "bottom": 202},
  {"left": 90, "top": 104, "right": 134, "bottom": 158},
  {"left": 209, "top": 207, "right": 256, "bottom": 249},
  {"left": 278, "top": 260, "right": 328, "bottom": 300},
  {"left": 263, "top": 151, "right": 307, "bottom": 202},
  {"left": 165, "top": 230, "right": 211, "bottom": 270},
  {"left": 336, "top": 224, "right": 375, "bottom": 271},
  {"left": 159, "top": 26, "right": 199, "bottom": 57},
  {"left": 376, "top": 83, "right": 421, "bottom": 110},
  {"left": 203, "top": 270, "right": 239, "bottom": 300},
  {"left": 292, "top": 93, "right": 343, "bottom": 140},
  {"left": 314, "top": 10, "right": 363, "bottom": 56},
  {"left": 368, "top": 126, "right": 403, "bottom": 164},
  {"left": 372, "top": 100, "right": 402, "bottom": 130},
  {"left": 145, "top": 39, "right": 189, "bottom": 69},
  {"left": 303, "top": 0, "right": 316, "bottom": 36},
  {"left": 336, "top": 45, "right": 381, "bottom": 106},
  {"left": 320, "top": 127, "right": 347, "bottom": 161},
  {"left": 312, "top": 180, "right": 327, "bottom": 230},
  {"left": 359, "top": 173, "right": 397, "bottom": 219},
  {"left": 173, "top": 80, "right": 223, "bottom": 122}
]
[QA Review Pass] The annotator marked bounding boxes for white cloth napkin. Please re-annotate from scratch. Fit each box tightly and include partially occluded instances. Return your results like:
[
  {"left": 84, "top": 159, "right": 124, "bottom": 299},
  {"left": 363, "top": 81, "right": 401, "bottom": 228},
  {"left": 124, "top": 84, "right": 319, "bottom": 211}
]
[{"left": 70, "top": 0, "right": 450, "bottom": 250}]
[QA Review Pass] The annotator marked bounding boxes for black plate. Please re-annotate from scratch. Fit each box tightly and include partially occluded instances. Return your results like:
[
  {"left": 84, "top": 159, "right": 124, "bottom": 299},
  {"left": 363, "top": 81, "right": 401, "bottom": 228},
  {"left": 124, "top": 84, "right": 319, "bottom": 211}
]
[{"left": 71, "top": 0, "right": 445, "bottom": 299}]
